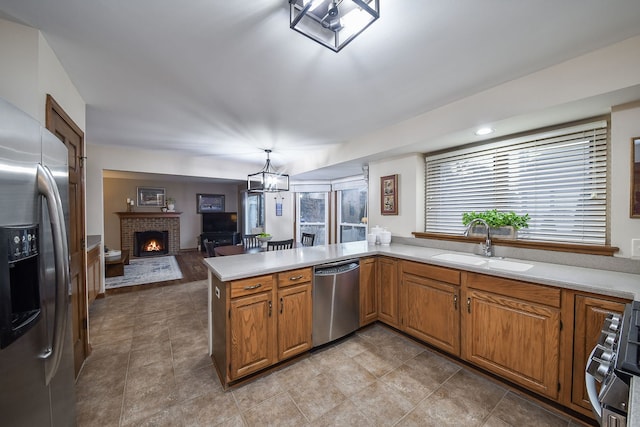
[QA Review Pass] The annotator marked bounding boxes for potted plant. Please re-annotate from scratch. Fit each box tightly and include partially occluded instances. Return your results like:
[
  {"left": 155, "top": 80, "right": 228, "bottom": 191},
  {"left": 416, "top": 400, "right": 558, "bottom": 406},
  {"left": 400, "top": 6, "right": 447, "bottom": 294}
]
[
  {"left": 166, "top": 197, "right": 175, "bottom": 211},
  {"left": 462, "top": 209, "right": 529, "bottom": 238}
]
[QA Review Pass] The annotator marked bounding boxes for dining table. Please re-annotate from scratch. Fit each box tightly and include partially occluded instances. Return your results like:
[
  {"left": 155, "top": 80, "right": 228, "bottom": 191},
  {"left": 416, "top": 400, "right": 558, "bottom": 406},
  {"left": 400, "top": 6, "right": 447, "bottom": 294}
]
[{"left": 213, "top": 242, "right": 300, "bottom": 256}]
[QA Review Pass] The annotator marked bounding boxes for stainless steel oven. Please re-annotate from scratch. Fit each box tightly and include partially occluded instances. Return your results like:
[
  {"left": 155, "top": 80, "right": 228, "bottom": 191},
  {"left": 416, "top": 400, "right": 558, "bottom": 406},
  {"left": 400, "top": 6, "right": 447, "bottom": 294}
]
[{"left": 586, "top": 301, "right": 640, "bottom": 426}]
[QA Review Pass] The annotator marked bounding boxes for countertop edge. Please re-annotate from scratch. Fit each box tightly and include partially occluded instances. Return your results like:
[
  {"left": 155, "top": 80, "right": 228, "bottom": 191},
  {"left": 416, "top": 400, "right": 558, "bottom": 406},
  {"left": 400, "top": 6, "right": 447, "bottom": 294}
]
[{"left": 203, "top": 242, "right": 639, "bottom": 300}]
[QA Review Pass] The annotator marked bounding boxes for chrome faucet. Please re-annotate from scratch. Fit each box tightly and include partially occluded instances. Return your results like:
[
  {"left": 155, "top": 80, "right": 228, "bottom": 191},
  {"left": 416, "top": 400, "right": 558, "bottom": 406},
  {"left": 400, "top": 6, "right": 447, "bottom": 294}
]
[{"left": 464, "top": 218, "right": 493, "bottom": 257}]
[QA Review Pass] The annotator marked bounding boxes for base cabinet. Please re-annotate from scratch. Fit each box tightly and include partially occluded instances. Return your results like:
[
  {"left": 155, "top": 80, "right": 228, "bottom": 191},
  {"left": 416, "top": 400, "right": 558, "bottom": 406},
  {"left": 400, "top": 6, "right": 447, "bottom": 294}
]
[
  {"left": 277, "top": 269, "right": 313, "bottom": 361},
  {"left": 462, "top": 272, "right": 562, "bottom": 399},
  {"left": 229, "top": 291, "right": 276, "bottom": 380},
  {"left": 377, "top": 257, "right": 399, "bottom": 327},
  {"left": 86, "top": 245, "right": 101, "bottom": 305},
  {"left": 400, "top": 261, "right": 461, "bottom": 356},
  {"left": 359, "top": 257, "right": 377, "bottom": 326},
  {"left": 213, "top": 268, "right": 312, "bottom": 387},
  {"left": 570, "top": 293, "right": 627, "bottom": 414}
]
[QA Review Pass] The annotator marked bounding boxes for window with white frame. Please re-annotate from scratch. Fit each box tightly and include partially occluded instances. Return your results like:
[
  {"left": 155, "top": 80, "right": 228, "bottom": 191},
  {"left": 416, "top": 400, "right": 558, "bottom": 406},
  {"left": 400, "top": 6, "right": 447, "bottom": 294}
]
[
  {"left": 296, "top": 192, "right": 328, "bottom": 245},
  {"left": 337, "top": 186, "right": 368, "bottom": 243},
  {"left": 243, "top": 192, "right": 264, "bottom": 235},
  {"left": 425, "top": 119, "right": 608, "bottom": 244}
]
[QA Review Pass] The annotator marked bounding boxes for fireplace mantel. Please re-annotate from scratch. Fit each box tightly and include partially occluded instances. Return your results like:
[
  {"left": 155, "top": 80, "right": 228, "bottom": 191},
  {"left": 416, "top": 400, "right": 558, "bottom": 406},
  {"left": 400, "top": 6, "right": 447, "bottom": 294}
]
[
  {"left": 116, "top": 212, "right": 182, "bottom": 218},
  {"left": 117, "top": 212, "right": 181, "bottom": 255}
]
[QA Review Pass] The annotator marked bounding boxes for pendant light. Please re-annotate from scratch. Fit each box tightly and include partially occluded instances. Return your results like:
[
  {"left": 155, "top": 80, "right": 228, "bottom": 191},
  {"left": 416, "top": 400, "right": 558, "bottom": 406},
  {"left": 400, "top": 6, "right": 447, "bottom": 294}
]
[{"left": 247, "top": 149, "right": 290, "bottom": 192}]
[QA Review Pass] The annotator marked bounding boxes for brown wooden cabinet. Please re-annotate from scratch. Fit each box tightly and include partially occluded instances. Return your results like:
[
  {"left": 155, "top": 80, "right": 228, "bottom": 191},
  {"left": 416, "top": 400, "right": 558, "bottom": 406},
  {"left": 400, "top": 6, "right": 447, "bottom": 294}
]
[
  {"left": 212, "top": 268, "right": 313, "bottom": 387},
  {"left": 569, "top": 293, "right": 627, "bottom": 415},
  {"left": 277, "top": 268, "right": 313, "bottom": 361},
  {"left": 86, "top": 245, "right": 101, "bottom": 305},
  {"left": 461, "top": 272, "right": 562, "bottom": 399},
  {"left": 227, "top": 275, "right": 276, "bottom": 381},
  {"left": 377, "top": 257, "right": 399, "bottom": 327},
  {"left": 400, "top": 261, "right": 461, "bottom": 356},
  {"left": 359, "top": 257, "right": 377, "bottom": 326}
]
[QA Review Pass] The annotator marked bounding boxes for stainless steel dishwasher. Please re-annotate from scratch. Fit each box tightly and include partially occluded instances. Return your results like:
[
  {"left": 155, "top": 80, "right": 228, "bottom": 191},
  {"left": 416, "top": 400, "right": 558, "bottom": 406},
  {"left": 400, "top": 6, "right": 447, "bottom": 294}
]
[{"left": 313, "top": 259, "right": 360, "bottom": 347}]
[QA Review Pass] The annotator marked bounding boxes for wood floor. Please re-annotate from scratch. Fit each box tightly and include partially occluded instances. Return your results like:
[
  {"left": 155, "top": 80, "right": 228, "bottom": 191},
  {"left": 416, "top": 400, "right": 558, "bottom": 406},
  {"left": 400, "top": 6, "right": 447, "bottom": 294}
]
[{"left": 104, "top": 249, "right": 209, "bottom": 295}]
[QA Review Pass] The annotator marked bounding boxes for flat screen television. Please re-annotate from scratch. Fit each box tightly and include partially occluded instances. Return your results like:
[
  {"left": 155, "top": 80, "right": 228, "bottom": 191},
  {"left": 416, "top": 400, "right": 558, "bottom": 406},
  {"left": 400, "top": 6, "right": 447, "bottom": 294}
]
[{"left": 202, "top": 212, "right": 238, "bottom": 233}]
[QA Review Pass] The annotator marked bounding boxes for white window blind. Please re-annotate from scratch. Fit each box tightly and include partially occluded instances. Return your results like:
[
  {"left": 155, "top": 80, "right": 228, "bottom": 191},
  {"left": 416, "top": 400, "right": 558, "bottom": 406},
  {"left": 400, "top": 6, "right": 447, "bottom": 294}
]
[{"left": 425, "top": 120, "right": 608, "bottom": 244}]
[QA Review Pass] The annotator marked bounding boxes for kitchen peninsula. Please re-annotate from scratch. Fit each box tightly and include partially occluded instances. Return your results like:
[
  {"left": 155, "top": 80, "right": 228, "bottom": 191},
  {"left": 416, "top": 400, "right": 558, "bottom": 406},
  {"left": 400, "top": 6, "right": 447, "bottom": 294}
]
[{"left": 203, "top": 241, "right": 640, "bottom": 423}]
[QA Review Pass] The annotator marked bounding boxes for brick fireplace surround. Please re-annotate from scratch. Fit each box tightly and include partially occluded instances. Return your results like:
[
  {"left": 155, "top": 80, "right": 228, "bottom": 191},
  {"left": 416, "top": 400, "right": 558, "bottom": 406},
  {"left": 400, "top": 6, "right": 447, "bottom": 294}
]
[{"left": 116, "top": 212, "right": 181, "bottom": 256}]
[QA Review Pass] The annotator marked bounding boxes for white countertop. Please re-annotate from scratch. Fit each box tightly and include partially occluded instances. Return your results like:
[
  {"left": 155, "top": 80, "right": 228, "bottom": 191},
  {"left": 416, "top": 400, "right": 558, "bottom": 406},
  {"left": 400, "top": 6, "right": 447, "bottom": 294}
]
[{"left": 203, "top": 241, "right": 640, "bottom": 299}]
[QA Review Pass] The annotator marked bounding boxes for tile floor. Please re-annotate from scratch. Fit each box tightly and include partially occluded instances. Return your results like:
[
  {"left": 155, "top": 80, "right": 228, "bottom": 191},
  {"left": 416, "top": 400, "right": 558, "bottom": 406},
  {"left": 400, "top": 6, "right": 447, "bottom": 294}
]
[{"left": 77, "top": 280, "right": 590, "bottom": 426}]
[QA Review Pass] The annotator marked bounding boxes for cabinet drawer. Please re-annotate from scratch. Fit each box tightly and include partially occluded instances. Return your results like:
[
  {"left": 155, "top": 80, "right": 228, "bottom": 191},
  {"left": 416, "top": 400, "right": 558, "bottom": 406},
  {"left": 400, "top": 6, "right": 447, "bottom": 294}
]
[
  {"left": 401, "top": 260, "right": 460, "bottom": 285},
  {"left": 277, "top": 268, "right": 312, "bottom": 287},
  {"left": 230, "top": 275, "right": 273, "bottom": 298},
  {"left": 464, "top": 272, "right": 561, "bottom": 308}
]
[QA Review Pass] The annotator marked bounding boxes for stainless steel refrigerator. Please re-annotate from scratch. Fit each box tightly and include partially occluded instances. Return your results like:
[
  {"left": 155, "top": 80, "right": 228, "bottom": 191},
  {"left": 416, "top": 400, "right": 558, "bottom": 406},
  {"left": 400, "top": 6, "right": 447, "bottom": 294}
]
[{"left": 0, "top": 97, "right": 77, "bottom": 426}]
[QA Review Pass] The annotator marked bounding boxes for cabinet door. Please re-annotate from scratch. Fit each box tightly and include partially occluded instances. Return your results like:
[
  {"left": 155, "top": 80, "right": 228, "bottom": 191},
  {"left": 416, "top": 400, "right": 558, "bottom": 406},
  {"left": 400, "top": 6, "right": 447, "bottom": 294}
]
[
  {"left": 571, "top": 295, "right": 626, "bottom": 412},
  {"left": 359, "top": 257, "right": 377, "bottom": 326},
  {"left": 86, "top": 246, "right": 101, "bottom": 305},
  {"left": 377, "top": 257, "right": 399, "bottom": 327},
  {"left": 277, "top": 283, "right": 312, "bottom": 360},
  {"left": 462, "top": 288, "right": 561, "bottom": 399},
  {"left": 229, "top": 292, "right": 275, "bottom": 380},
  {"left": 402, "top": 272, "right": 460, "bottom": 356}
]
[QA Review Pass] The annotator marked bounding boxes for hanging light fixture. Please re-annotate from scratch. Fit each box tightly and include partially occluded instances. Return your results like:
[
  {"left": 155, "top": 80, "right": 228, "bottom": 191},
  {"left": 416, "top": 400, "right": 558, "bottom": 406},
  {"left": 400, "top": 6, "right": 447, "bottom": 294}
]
[
  {"left": 247, "top": 149, "right": 290, "bottom": 192},
  {"left": 289, "top": 0, "right": 380, "bottom": 52}
]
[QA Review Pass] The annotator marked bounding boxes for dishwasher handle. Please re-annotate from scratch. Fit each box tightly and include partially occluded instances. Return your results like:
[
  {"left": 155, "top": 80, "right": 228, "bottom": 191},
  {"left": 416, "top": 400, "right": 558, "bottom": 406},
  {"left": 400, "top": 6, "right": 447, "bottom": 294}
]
[{"left": 314, "top": 259, "right": 359, "bottom": 276}]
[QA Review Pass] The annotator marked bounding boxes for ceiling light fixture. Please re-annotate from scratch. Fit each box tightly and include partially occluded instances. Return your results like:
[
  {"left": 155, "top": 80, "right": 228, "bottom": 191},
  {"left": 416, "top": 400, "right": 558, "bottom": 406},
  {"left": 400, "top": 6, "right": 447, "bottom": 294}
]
[
  {"left": 247, "top": 149, "right": 290, "bottom": 192},
  {"left": 475, "top": 127, "right": 495, "bottom": 136},
  {"left": 289, "top": 0, "right": 380, "bottom": 52}
]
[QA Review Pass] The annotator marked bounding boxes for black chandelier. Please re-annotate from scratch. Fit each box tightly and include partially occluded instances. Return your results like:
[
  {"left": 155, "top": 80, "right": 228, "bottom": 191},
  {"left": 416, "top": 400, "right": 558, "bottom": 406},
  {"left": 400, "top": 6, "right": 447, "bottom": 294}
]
[
  {"left": 247, "top": 150, "right": 290, "bottom": 192},
  {"left": 289, "top": 0, "right": 380, "bottom": 52}
]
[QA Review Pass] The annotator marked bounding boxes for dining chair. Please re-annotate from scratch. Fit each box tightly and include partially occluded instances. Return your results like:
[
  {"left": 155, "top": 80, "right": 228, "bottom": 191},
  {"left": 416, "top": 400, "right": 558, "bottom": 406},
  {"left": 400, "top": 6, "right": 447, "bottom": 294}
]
[
  {"left": 203, "top": 240, "right": 216, "bottom": 257},
  {"left": 242, "top": 234, "right": 261, "bottom": 249},
  {"left": 267, "top": 239, "right": 294, "bottom": 251},
  {"left": 301, "top": 233, "right": 315, "bottom": 247}
]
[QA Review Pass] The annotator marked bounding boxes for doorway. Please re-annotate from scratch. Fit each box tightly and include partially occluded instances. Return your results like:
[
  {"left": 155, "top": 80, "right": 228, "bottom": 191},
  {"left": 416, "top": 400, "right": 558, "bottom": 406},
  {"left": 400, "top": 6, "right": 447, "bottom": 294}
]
[{"left": 45, "top": 94, "right": 88, "bottom": 378}]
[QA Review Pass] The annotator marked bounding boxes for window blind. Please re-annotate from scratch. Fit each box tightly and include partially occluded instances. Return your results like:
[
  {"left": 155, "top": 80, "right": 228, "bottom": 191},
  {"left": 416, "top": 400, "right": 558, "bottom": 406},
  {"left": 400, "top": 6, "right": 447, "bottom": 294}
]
[{"left": 425, "top": 120, "right": 608, "bottom": 244}]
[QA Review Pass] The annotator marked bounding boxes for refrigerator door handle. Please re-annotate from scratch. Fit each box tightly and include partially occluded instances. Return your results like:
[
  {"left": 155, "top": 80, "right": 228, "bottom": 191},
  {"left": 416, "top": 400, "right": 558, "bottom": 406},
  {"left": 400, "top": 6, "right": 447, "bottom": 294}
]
[{"left": 37, "top": 164, "right": 70, "bottom": 386}]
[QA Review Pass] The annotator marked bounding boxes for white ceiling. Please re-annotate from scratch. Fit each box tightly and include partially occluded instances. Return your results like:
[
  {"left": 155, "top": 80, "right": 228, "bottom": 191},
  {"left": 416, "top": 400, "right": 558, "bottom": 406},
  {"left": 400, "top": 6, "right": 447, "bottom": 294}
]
[{"left": 2, "top": 1, "right": 640, "bottom": 181}]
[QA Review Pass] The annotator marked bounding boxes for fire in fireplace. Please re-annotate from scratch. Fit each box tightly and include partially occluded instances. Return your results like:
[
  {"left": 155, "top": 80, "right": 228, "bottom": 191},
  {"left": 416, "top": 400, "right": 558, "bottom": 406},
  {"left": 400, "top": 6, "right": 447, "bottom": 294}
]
[{"left": 134, "top": 230, "right": 169, "bottom": 257}]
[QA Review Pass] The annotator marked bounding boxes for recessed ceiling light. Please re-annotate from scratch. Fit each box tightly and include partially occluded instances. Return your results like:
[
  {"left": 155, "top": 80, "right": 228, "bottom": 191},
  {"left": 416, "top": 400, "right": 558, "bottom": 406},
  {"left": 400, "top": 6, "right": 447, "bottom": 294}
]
[{"left": 474, "top": 127, "right": 494, "bottom": 136}]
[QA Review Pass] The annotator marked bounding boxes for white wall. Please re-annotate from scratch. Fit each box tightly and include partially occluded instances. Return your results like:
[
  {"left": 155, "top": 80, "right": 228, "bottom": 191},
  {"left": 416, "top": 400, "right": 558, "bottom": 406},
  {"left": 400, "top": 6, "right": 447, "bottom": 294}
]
[
  {"left": 264, "top": 191, "right": 295, "bottom": 240},
  {"left": 611, "top": 101, "right": 640, "bottom": 257},
  {"left": 368, "top": 154, "right": 424, "bottom": 238}
]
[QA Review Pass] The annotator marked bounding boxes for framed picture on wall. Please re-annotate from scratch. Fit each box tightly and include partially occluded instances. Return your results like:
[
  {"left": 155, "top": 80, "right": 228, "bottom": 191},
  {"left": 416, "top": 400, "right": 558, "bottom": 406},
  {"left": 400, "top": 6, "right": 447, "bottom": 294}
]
[
  {"left": 137, "top": 187, "right": 165, "bottom": 207},
  {"left": 197, "top": 193, "right": 225, "bottom": 213},
  {"left": 380, "top": 174, "right": 398, "bottom": 215}
]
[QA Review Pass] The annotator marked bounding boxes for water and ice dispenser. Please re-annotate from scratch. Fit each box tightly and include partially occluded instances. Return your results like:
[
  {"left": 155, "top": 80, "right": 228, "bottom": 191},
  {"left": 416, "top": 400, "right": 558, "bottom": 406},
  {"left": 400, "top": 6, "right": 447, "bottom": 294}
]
[{"left": 0, "top": 225, "right": 41, "bottom": 349}]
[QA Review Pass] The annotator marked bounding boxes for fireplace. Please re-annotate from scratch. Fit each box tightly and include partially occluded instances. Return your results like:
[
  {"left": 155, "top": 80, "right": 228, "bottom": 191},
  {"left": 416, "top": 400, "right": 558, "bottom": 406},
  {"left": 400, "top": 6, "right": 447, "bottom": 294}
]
[{"left": 134, "top": 230, "right": 169, "bottom": 257}]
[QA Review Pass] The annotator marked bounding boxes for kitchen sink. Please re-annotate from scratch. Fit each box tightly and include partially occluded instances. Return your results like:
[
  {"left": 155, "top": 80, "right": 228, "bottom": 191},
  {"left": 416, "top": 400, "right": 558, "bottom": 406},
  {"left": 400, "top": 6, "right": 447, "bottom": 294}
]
[
  {"left": 486, "top": 259, "right": 534, "bottom": 272},
  {"left": 431, "top": 253, "right": 487, "bottom": 266}
]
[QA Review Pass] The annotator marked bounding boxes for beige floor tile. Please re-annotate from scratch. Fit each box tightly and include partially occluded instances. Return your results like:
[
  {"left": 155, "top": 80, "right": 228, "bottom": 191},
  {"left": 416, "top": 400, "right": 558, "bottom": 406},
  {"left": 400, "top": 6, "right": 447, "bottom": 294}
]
[
  {"left": 403, "top": 350, "right": 461, "bottom": 385},
  {"left": 398, "top": 389, "right": 491, "bottom": 427},
  {"left": 121, "top": 404, "right": 185, "bottom": 427},
  {"left": 242, "top": 392, "right": 308, "bottom": 427},
  {"left": 379, "top": 363, "right": 440, "bottom": 406},
  {"left": 179, "top": 389, "right": 241, "bottom": 427},
  {"left": 273, "top": 357, "right": 321, "bottom": 391},
  {"left": 321, "top": 357, "right": 377, "bottom": 397},
  {"left": 350, "top": 380, "right": 415, "bottom": 426},
  {"left": 121, "top": 380, "right": 179, "bottom": 426},
  {"left": 439, "top": 370, "right": 507, "bottom": 412},
  {"left": 76, "top": 393, "right": 123, "bottom": 427},
  {"left": 232, "top": 373, "right": 284, "bottom": 412},
  {"left": 125, "top": 359, "right": 175, "bottom": 393},
  {"left": 352, "top": 347, "right": 403, "bottom": 378},
  {"left": 288, "top": 372, "right": 347, "bottom": 421},
  {"left": 490, "top": 392, "right": 570, "bottom": 427},
  {"left": 175, "top": 364, "right": 222, "bottom": 402},
  {"left": 309, "top": 400, "right": 373, "bottom": 427}
]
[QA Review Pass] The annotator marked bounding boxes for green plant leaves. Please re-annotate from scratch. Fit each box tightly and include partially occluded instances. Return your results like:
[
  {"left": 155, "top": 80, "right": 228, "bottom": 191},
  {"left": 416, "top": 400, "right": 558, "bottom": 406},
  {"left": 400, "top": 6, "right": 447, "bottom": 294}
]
[{"left": 462, "top": 209, "right": 529, "bottom": 229}]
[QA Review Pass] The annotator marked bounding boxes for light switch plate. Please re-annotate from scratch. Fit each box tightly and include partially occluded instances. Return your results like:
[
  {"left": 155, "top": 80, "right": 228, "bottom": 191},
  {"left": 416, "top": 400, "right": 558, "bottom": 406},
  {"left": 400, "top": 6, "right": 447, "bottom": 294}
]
[{"left": 632, "top": 239, "right": 640, "bottom": 257}]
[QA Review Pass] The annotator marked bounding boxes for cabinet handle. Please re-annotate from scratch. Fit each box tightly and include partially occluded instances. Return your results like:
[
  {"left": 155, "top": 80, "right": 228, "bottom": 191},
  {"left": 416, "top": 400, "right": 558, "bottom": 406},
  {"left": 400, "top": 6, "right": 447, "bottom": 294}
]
[
  {"left": 289, "top": 275, "right": 304, "bottom": 281},
  {"left": 268, "top": 301, "right": 272, "bottom": 317},
  {"left": 467, "top": 297, "right": 471, "bottom": 314},
  {"left": 454, "top": 295, "right": 458, "bottom": 310},
  {"left": 244, "top": 283, "right": 262, "bottom": 290},
  {"left": 280, "top": 297, "right": 284, "bottom": 314}
]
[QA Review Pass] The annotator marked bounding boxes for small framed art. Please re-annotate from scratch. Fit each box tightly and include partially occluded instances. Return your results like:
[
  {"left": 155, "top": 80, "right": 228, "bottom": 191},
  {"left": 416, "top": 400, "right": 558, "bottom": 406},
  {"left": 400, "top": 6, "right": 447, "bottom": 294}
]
[
  {"left": 197, "top": 193, "right": 225, "bottom": 213},
  {"left": 381, "top": 174, "right": 398, "bottom": 215},
  {"left": 137, "top": 187, "right": 165, "bottom": 207}
]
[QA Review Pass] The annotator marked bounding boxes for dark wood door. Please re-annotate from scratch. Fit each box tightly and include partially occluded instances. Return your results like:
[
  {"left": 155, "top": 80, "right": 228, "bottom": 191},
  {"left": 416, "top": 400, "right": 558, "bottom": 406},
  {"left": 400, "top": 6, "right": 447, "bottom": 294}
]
[{"left": 46, "top": 94, "right": 87, "bottom": 378}]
